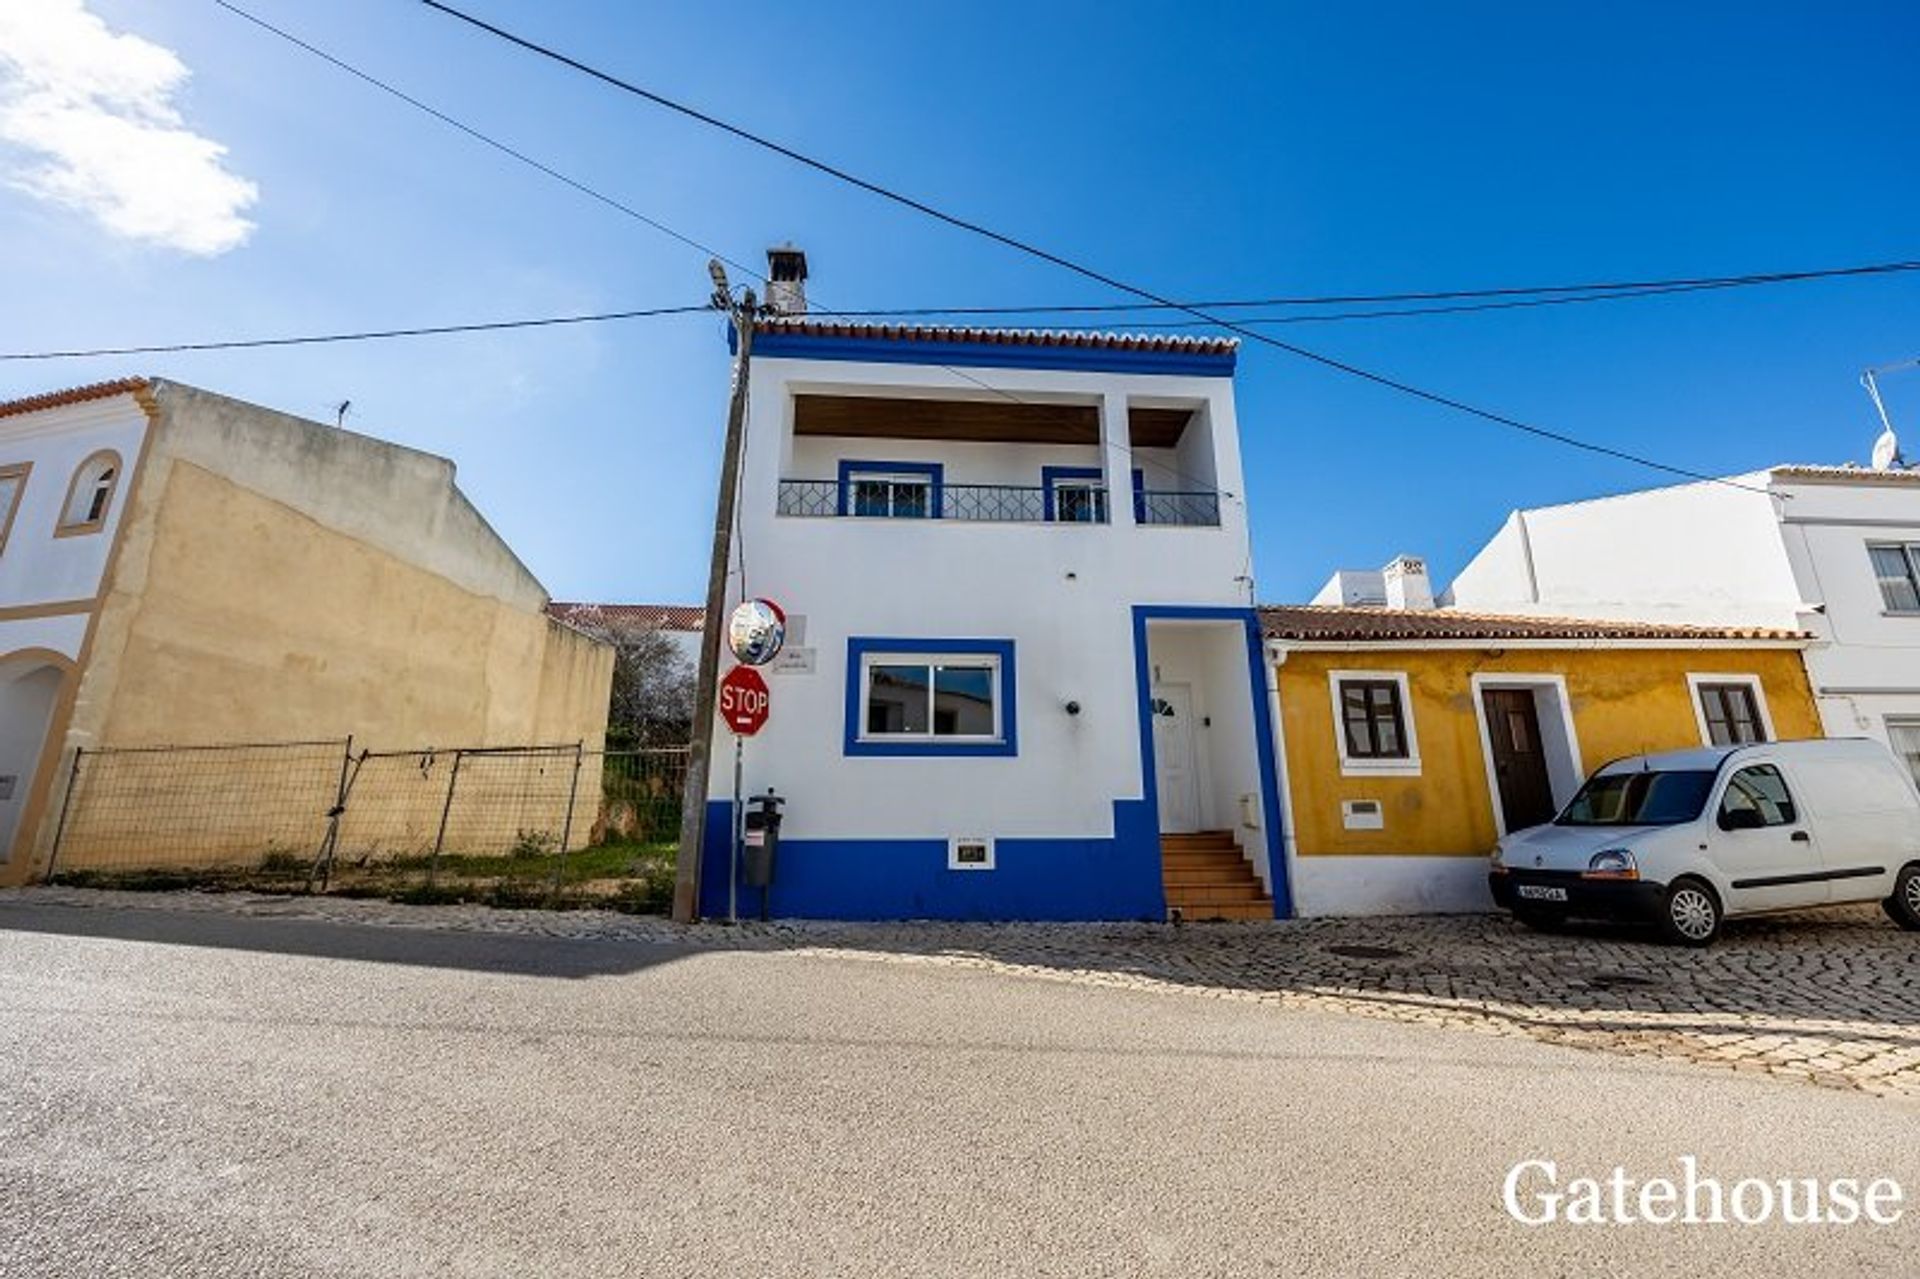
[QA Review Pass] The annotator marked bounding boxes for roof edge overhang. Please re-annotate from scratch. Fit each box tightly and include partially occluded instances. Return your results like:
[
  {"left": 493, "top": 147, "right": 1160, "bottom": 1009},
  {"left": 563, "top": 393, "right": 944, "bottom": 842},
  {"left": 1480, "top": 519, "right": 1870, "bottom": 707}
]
[
  {"left": 735, "top": 321, "right": 1237, "bottom": 377},
  {"left": 1264, "top": 636, "right": 1811, "bottom": 652}
]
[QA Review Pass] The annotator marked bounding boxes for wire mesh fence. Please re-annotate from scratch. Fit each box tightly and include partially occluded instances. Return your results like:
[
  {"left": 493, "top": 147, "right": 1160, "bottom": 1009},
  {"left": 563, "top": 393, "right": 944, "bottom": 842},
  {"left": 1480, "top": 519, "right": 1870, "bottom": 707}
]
[{"left": 46, "top": 739, "right": 688, "bottom": 911}]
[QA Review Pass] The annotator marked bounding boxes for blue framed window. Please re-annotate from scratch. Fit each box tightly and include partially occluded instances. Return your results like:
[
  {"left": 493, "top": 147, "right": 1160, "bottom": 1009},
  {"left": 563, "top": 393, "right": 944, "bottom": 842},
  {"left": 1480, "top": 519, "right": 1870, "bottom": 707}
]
[
  {"left": 845, "top": 637, "right": 1017, "bottom": 756},
  {"left": 1039, "top": 465, "right": 1109, "bottom": 523},
  {"left": 837, "top": 460, "right": 944, "bottom": 518}
]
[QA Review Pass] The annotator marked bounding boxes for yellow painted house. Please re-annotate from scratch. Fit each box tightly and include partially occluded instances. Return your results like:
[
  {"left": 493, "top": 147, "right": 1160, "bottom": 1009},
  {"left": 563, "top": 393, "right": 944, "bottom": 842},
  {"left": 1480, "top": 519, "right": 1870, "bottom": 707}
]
[{"left": 1262, "top": 604, "right": 1820, "bottom": 916}]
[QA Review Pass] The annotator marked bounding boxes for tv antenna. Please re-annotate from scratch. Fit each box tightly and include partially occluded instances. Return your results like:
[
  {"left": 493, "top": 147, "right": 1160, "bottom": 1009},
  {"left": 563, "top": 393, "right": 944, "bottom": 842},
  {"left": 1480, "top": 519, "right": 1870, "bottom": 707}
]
[{"left": 1863, "top": 358, "right": 1919, "bottom": 471}]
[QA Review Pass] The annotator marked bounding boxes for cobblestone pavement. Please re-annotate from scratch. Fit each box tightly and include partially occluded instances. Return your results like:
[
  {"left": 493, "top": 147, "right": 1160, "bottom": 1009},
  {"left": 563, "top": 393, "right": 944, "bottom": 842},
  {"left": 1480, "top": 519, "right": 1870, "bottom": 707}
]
[{"left": 8, "top": 887, "right": 1919, "bottom": 1099}]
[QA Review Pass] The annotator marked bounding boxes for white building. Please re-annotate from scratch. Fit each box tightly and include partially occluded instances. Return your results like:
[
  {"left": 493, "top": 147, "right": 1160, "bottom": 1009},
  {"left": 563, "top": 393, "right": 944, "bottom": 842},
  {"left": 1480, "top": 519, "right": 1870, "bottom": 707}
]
[
  {"left": 696, "top": 252, "right": 1285, "bottom": 921},
  {"left": 1447, "top": 463, "right": 1920, "bottom": 778}
]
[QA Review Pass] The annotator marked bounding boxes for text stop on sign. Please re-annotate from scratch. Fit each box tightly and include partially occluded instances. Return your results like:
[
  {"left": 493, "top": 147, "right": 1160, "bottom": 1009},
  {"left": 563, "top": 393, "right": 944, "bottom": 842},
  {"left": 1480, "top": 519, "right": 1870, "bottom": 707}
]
[{"left": 718, "top": 664, "right": 771, "bottom": 736}]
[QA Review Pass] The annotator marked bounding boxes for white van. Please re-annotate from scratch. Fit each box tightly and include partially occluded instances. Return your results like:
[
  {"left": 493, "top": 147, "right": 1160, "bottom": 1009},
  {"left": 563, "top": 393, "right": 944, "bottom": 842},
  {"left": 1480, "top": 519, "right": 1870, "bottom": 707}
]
[{"left": 1489, "top": 738, "right": 1920, "bottom": 945}]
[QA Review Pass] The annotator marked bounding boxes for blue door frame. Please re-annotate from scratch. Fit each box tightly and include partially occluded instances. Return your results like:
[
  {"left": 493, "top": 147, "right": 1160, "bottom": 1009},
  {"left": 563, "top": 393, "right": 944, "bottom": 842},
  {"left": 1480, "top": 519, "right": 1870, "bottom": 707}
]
[{"left": 1130, "top": 604, "right": 1293, "bottom": 918}]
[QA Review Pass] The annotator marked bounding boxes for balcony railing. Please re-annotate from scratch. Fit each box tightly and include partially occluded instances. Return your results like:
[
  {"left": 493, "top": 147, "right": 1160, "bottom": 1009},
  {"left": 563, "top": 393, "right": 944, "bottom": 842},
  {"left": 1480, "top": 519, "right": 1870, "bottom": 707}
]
[
  {"left": 776, "top": 479, "right": 1221, "bottom": 527},
  {"left": 1137, "top": 489, "right": 1222, "bottom": 527}
]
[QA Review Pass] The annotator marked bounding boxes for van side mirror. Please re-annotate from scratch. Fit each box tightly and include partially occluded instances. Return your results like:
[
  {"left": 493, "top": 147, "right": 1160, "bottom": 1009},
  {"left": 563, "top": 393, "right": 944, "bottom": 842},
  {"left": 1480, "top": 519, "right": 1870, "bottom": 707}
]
[{"left": 1718, "top": 807, "right": 1766, "bottom": 832}]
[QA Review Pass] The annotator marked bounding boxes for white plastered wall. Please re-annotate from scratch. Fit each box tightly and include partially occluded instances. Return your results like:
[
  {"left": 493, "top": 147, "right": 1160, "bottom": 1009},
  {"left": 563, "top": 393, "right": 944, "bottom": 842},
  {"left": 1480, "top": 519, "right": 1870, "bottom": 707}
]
[{"left": 711, "top": 354, "right": 1256, "bottom": 851}]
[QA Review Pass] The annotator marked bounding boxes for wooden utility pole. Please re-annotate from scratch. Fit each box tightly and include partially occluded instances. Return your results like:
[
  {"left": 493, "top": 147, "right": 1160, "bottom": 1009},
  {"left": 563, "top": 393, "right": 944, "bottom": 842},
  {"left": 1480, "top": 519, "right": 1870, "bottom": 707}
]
[{"left": 673, "top": 277, "right": 757, "bottom": 923}]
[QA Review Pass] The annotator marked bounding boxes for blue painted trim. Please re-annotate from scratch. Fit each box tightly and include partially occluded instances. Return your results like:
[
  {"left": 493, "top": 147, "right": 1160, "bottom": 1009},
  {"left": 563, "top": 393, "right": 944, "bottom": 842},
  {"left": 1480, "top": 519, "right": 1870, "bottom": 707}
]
[
  {"left": 700, "top": 798, "right": 1164, "bottom": 921},
  {"left": 1131, "top": 605, "right": 1293, "bottom": 918},
  {"left": 1039, "top": 465, "right": 1105, "bottom": 522},
  {"left": 1131, "top": 467, "right": 1145, "bottom": 524},
  {"left": 752, "top": 329, "right": 1236, "bottom": 377},
  {"left": 844, "top": 636, "right": 1017, "bottom": 757},
  {"left": 835, "top": 459, "right": 945, "bottom": 519}
]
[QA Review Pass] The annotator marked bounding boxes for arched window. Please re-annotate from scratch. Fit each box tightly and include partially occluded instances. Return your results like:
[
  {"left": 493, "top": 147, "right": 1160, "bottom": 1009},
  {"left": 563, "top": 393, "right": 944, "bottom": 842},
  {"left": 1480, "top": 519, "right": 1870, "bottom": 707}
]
[{"left": 56, "top": 450, "right": 121, "bottom": 537}]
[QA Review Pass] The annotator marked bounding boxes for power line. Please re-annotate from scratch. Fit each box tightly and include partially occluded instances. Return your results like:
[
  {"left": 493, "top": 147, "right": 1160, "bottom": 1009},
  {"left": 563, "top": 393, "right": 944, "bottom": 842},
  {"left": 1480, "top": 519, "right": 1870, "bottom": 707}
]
[
  {"left": 414, "top": 0, "right": 1785, "bottom": 492},
  {"left": 0, "top": 305, "right": 709, "bottom": 361},
  {"left": 210, "top": 0, "right": 768, "bottom": 294},
  {"left": 833, "top": 258, "right": 1920, "bottom": 318}
]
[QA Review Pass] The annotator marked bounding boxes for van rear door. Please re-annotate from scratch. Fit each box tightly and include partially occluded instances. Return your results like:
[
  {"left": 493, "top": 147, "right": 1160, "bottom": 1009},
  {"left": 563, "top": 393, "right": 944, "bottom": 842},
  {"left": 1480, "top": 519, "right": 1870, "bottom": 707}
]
[{"left": 1709, "top": 762, "right": 1828, "bottom": 915}]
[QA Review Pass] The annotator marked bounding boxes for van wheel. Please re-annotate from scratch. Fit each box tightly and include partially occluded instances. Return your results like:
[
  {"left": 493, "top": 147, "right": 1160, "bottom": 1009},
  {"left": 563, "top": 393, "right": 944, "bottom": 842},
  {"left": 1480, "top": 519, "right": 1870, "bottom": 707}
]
[
  {"left": 1659, "top": 878, "right": 1722, "bottom": 947},
  {"left": 1884, "top": 864, "right": 1920, "bottom": 932}
]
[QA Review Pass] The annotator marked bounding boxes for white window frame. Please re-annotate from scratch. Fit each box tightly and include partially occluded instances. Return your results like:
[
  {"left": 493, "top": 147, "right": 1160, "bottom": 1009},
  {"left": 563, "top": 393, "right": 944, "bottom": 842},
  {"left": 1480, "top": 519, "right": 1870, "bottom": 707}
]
[
  {"left": 858, "top": 651, "right": 1004, "bottom": 744},
  {"left": 1867, "top": 541, "right": 1920, "bottom": 615},
  {"left": 1886, "top": 717, "right": 1920, "bottom": 788},
  {"left": 0, "top": 461, "right": 28, "bottom": 557},
  {"left": 1327, "top": 670, "right": 1421, "bottom": 777},
  {"left": 847, "top": 470, "right": 933, "bottom": 519},
  {"left": 1686, "top": 673, "right": 1776, "bottom": 747}
]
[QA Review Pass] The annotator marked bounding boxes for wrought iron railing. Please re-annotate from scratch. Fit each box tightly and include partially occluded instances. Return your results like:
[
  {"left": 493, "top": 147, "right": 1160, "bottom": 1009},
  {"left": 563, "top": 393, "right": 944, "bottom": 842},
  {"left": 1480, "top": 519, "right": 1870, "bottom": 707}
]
[
  {"left": 1137, "top": 490, "right": 1222, "bottom": 527},
  {"left": 777, "top": 479, "right": 1221, "bottom": 527}
]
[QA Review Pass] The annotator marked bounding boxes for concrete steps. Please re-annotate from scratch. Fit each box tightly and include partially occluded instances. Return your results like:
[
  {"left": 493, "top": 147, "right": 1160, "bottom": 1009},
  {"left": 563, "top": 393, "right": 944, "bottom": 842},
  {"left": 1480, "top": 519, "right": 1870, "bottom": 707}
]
[{"left": 1159, "top": 830, "right": 1272, "bottom": 922}]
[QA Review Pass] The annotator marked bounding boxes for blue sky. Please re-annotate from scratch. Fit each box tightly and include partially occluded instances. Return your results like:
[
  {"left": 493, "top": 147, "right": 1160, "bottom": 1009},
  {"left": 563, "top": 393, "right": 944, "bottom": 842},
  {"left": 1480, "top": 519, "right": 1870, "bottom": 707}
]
[{"left": 2, "top": 1, "right": 1917, "bottom": 603}]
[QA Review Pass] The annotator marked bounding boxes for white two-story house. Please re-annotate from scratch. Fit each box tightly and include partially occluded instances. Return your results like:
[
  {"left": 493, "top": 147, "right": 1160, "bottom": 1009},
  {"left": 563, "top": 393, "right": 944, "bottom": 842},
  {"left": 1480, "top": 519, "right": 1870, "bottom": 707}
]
[
  {"left": 1446, "top": 460, "right": 1920, "bottom": 780},
  {"left": 696, "top": 253, "right": 1285, "bottom": 921}
]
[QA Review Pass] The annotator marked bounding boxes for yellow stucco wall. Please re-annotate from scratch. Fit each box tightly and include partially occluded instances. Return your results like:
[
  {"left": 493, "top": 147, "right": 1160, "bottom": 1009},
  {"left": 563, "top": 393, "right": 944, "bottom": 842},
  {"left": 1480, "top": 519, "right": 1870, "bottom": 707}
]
[
  {"left": 1277, "top": 646, "right": 1821, "bottom": 858},
  {"left": 73, "top": 460, "right": 611, "bottom": 752}
]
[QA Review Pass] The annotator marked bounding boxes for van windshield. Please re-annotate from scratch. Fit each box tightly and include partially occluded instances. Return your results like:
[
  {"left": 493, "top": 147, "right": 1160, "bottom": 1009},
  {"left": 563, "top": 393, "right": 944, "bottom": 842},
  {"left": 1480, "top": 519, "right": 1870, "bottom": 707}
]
[{"left": 1556, "top": 769, "right": 1717, "bottom": 827}]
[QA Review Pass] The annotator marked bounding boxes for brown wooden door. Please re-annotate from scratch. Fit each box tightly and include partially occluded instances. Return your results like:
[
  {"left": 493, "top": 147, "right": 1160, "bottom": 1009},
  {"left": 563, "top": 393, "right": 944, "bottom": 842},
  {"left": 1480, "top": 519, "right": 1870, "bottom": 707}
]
[{"left": 1483, "top": 689, "right": 1557, "bottom": 831}]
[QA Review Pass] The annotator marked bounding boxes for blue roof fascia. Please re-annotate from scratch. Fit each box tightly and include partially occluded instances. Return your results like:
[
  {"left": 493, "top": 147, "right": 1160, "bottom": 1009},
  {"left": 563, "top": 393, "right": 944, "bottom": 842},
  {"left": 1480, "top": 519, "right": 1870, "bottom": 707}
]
[{"left": 746, "top": 328, "right": 1236, "bottom": 377}]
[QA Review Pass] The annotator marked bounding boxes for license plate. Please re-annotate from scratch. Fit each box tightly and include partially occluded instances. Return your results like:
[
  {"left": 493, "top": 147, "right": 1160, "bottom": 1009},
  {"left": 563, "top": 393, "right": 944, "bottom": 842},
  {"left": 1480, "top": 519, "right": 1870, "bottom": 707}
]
[{"left": 1517, "top": 885, "right": 1568, "bottom": 902}]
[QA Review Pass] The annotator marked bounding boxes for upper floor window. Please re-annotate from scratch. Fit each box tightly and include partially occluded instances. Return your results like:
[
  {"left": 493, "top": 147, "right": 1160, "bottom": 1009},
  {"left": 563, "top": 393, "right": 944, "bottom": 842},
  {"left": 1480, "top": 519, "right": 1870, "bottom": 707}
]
[
  {"left": 838, "top": 461, "right": 942, "bottom": 520},
  {"left": 1041, "top": 466, "right": 1108, "bottom": 524},
  {"left": 1869, "top": 543, "right": 1920, "bottom": 613},
  {"left": 1693, "top": 678, "right": 1769, "bottom": 746},
  {"left": 0, "top": 462, "right": 28, "bottom": 555},
  {"left": 56, "top": 450, "right": 121, "bottom": 537}
]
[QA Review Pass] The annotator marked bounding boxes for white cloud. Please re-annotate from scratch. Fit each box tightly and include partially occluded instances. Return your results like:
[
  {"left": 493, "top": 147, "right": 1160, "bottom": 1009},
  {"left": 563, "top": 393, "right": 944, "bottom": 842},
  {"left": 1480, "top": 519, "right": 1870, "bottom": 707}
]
[{"left": 0, "top": 0, "right": 257, "bottom": 255}]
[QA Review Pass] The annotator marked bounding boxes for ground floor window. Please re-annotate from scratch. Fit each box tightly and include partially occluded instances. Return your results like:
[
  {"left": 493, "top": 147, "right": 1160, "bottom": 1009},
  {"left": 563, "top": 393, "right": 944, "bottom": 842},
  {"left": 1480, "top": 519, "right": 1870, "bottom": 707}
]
[
  {"left": 1888, "top": 719, "right": 1920, "bottom": 787},
  {"left": 1692, "top": 677, "right": 1769, "bottom": 746},
  {"left": 845, "top": 638, "right": 1017, "bottom": 756}
]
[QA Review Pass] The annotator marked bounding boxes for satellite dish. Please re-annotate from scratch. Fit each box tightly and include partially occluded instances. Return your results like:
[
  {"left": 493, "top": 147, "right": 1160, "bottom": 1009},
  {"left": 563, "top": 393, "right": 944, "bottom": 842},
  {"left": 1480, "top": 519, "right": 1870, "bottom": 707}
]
[{"left": 1872, "top": 426, "right": 1901, "bottom": 472}]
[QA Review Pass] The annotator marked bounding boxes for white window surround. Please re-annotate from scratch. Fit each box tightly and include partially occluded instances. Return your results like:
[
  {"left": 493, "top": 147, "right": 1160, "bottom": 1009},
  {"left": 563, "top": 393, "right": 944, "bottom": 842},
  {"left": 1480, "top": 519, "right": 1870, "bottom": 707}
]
[
  {"left": 857, "top": 651, "right": 1004, "bottom": 744},
  {"left": 1685, "top": 672, "right": 1777, "bottom": 747},
  {"left": 1468, "top": 673, "right": 1586, "bottom": 839},
  {"left": 1327, "top": 670, "right": 1421, "bottom": 777}
]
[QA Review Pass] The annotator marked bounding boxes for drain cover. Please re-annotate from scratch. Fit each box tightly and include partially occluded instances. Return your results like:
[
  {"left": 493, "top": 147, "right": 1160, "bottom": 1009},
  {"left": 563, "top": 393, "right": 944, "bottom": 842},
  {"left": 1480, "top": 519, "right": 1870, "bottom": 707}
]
[
  {"left": 1326, "top": 944, "right": 1408, "bottom": 961},
  {"left": 1587, "top": 971, "right": 1658, "bottom": 988}
]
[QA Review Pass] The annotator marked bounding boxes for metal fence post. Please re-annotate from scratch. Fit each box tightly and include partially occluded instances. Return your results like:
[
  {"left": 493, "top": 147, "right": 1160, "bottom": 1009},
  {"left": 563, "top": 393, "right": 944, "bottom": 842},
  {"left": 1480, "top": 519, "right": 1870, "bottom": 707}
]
[
  {"left": 551, "top": 742, "right": 585, "bottom": 900},
  {"left": 306, "top": 736, "right": 355, "bottom": 893},
  {"left": 41, "top": 747, "right": 85, "bottom": 883},
  {"left": 428, "top": 749, "right": 462, "bottom": 889}
]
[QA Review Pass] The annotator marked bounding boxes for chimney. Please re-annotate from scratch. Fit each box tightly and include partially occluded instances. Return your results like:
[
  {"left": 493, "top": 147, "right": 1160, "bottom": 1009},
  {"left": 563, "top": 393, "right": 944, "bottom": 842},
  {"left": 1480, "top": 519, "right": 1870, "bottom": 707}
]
[
  {"left": 766, "top": 245, "right": 808, "bottom": 316},
  {"left": 1382, "top": 555, "right": 1434, "bottom": 611}
]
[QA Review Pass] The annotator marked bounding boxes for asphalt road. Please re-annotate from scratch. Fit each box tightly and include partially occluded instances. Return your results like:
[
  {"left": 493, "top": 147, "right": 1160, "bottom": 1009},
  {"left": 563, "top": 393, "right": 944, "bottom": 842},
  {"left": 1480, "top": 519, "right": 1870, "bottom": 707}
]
[{"left": 0, "top": 902, "right": 1913, "bottom": 1277}]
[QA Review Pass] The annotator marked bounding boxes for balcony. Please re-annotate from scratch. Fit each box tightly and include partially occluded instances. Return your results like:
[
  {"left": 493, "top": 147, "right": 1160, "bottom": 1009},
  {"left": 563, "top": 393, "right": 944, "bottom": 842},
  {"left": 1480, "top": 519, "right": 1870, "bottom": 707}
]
[{"left": 776, "top": 478, "right": 1221, "bottom": 527}]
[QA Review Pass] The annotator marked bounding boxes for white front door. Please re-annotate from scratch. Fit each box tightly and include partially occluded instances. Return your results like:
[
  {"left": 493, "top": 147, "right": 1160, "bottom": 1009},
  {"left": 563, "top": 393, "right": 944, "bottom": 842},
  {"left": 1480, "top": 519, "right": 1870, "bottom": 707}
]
[{"left": 1151, "top": 683, "right": 1201, "bottom": 833}]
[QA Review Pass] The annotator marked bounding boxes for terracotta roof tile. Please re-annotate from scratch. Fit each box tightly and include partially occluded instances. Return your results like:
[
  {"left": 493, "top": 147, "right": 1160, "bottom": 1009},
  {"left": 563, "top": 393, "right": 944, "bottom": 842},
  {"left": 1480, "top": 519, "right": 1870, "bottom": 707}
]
[
  {"left": 0, "top": 377, "right": 150, "bottom": 421},
  {"left": 1259, "top": 605, "right": 1806, "bottom": 643},
  {"left": 757, "top": 317, "right": 1238, "bottom": 356},
  {"left": 547, "top": 602, "right": 704, "bottom": 632}
]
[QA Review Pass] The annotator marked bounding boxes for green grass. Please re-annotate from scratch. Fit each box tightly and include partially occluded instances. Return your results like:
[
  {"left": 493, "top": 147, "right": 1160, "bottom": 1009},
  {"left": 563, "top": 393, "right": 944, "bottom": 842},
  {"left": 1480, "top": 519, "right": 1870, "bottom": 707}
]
[{"left": 48, "top": 840, "right": 682, "bottom": 915}]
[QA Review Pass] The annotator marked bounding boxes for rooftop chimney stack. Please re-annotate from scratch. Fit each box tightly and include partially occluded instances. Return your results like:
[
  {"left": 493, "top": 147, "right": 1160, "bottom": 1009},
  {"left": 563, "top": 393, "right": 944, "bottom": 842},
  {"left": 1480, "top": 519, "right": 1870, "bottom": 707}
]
[
  {"left": 1382, "top": 555, "right": 1434, "bottom": 611},
  {"left": 766, "top": 245, "right": 809, "bottom": 316}
]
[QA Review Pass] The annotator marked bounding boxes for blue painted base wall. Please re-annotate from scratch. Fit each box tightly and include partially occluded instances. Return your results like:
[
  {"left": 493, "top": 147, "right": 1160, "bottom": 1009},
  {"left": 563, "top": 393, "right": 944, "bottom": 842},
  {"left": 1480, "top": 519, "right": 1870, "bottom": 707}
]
[{"left": 697, "top": 799, "right": 1166, "bottom": 922}]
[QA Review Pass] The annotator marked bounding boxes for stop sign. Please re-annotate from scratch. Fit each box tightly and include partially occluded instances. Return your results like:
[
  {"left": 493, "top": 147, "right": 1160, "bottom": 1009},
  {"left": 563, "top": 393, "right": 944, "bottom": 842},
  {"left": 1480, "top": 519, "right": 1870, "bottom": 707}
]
[{"left": 718, "top": 664, "right": 771, "bottom": 736}]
